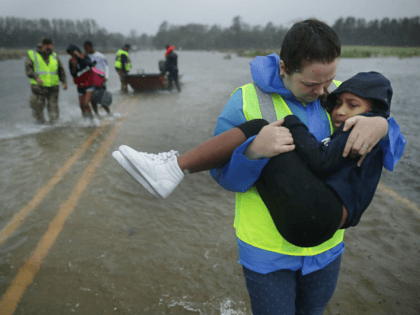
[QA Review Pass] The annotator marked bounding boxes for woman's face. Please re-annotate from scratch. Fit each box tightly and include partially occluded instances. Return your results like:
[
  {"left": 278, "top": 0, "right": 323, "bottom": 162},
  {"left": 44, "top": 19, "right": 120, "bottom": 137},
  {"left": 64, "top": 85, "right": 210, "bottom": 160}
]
[
  {"left": 331, "top": 92, "right": 373, "bottom": 129},
  {"left": 280, "top": 59, "right": 339, "bottom": 103}
]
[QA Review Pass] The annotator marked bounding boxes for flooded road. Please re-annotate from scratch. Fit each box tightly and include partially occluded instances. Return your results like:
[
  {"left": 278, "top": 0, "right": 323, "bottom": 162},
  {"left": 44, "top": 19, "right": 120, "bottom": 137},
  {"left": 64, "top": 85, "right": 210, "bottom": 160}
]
[{"left": 0, "top": 51, "right": 419, "bottom": 314}]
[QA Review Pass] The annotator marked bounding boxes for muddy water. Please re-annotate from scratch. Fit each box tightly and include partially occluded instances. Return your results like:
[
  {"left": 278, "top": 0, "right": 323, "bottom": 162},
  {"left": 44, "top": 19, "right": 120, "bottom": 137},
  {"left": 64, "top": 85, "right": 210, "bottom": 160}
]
[{"left": 0, "top": 52, "right": 419, "bottom": 314}]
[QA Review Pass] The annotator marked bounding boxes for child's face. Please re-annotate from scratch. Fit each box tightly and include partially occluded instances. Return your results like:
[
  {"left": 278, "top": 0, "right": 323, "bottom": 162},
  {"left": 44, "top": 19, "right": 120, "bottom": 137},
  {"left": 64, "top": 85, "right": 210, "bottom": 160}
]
[{"left": 331, "top": 92, "right": 373, "bottom": 129}]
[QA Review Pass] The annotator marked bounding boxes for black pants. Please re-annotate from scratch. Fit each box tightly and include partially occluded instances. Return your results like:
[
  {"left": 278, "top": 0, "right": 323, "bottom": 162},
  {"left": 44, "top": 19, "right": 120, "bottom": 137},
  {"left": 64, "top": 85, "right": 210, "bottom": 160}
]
[
  {"left": 167, "top": 69, "right": 181, "bottom": 92},
  {"left": 236, "top": 119, "right": 343, "bottom": 248}
]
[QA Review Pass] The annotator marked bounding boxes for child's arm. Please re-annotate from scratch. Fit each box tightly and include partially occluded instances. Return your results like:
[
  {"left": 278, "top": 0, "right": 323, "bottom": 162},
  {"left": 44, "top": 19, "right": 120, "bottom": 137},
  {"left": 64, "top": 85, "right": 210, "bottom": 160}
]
[{"left": 282, "top": 115, "right": 354, "bottom": 175}]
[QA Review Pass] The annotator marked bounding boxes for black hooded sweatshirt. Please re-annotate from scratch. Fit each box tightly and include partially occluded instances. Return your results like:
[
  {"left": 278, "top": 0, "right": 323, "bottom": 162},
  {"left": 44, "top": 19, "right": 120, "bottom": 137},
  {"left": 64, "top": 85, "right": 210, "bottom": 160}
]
[
  {"left": 66, "top": 44, "right": 96, "bottom": 79},
  {"left": 281, "top": 72, "right": 393, "bottom": 228}
]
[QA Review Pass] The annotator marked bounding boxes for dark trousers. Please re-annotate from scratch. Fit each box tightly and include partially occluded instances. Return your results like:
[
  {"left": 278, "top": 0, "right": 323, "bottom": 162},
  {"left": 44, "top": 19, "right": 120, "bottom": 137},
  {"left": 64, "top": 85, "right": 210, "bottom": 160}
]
[
  {"left": 242, "top": 255, "right": 341, "bottom": 315},
  {"left": 167, "top": 69, "right": 181, "bottom": 92}
]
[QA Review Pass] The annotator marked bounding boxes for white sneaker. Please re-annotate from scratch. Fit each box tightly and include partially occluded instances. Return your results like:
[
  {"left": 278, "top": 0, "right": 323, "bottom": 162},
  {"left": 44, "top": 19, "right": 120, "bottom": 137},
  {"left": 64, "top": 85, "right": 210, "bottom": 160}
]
[
  {"left": 112, "top": 151, "right": 162, "bottom": 198},
  {"left": 118, "top": 145, "right": 184, "bottom": 199}
]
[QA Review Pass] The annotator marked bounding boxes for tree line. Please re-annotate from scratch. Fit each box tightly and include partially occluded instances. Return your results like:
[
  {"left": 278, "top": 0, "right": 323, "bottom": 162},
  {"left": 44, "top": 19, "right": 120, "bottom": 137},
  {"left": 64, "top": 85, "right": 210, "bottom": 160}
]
[
  {"left": 0, "top": 15, "right": 419, "bottom": 51},
  {"left": 0, "top": 17, "right": 153, "bottom": 50},
  {"left": 332, "top": 16, "right": 420, "bottom": 46}
]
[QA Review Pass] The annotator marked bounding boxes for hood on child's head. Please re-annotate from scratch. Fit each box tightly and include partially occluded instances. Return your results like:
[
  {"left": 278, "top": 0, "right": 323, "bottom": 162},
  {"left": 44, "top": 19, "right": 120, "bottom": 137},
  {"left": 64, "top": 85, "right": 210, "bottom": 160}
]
[
  {"left": 327, "top": 72, "right": 392, "bottom": 119},
  {"left": 66, "top": 44, "right": 81, "bottom": 55}
]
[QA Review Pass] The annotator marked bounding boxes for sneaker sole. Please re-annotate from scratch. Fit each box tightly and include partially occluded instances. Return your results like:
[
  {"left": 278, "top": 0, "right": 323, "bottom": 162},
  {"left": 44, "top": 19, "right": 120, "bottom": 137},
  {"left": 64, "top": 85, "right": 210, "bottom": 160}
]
[
  {"left": 112, "top": 151, "right": 162, "bottom": 198},
  {"left": 118, "top": 145, "right": 170, "bottom": 198}
]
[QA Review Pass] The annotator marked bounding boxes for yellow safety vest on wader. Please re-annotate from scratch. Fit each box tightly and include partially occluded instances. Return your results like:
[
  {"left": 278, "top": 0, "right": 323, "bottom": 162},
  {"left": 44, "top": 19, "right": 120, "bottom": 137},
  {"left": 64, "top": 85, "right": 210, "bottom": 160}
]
[
  {"left": 115, "top": 49, "right": 131, "bottom": 71},
  {"left": 28, "top": 50, "right": 59, "bottom": 87},
  {"left": 233, "top": 81, "right": 344, "bottom": 256}
]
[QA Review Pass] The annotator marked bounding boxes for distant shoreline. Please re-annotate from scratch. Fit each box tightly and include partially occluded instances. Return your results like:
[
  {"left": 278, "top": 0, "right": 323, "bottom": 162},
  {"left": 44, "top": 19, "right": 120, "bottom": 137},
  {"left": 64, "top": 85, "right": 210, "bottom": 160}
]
[
  {"left": 1, "top": 46, "right": 419, "bottom": 62},
  {"left": 0, "top": 49, "right": 117, "bottom": 61},
  {"left": 228, "top": 45, "right": 420, "bottom": 59}
]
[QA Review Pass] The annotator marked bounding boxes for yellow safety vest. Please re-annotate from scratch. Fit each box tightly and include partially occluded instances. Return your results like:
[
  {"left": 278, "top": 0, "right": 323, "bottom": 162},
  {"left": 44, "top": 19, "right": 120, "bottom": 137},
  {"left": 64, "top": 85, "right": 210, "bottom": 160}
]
[
  {"left": 28, "top": 50, "right": 59, "bottom": 87},
  {"left": 115, "top": 49, "right": 131, "bottom": 71},
  {"left": 233, "top": 82, "right": 344, "bottom": 256}
]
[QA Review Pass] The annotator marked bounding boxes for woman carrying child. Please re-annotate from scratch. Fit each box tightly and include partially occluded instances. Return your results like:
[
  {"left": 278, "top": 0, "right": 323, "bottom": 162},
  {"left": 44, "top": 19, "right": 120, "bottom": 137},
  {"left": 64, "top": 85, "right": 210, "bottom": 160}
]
[{"left": 113, "top": 19, "right": 405, "bottom": 315}]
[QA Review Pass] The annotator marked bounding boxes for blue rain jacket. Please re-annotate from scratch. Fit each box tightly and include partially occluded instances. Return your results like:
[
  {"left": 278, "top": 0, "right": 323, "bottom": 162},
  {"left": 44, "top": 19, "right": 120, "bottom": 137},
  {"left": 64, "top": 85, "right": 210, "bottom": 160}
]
[{"left": 210, "top": 54, "right": 405, "bottom": 275}]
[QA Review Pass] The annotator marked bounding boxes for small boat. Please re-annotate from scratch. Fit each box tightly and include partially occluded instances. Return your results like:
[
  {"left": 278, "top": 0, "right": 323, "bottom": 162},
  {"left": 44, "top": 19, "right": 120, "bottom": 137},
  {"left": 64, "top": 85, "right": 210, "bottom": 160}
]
[
  {"left": 126, "top": 60, "right": 168, "bottom": 92},
  {"left": 126, "top": 73, "right": 166, "bottom": 91}
]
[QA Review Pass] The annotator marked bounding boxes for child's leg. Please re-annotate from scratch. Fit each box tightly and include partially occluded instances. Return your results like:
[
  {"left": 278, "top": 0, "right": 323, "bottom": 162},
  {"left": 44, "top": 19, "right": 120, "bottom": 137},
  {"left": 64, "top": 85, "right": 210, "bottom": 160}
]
[
  {"left": 256, "top": 151, "right": 343, "bottom": 248},
  {"left": 114, "top": 119, "right": 269, "bottom": 198},
  {"left": 178, "top": 119, "right": 269, "bottom": 173}
]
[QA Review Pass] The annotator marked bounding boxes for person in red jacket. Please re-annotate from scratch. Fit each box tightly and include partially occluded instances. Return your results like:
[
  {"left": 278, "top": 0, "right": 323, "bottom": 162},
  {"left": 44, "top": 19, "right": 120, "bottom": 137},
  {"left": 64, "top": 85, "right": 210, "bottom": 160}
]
[
  {"left": 163, "top": 45, "right": 181, "bottom": 92},
  {"left": 67, "top": 44, "right": 104, "bottom": 120}
]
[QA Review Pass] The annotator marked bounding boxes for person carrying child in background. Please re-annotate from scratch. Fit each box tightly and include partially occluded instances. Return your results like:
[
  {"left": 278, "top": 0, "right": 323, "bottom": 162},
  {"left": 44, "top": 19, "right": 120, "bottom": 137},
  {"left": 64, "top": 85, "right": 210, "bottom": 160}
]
[
  {"left": 84, "top": 40, "right": 112, "bottom": 116},
  {"left": 67, "top": 44, "right": 105, "bottom": 121}
]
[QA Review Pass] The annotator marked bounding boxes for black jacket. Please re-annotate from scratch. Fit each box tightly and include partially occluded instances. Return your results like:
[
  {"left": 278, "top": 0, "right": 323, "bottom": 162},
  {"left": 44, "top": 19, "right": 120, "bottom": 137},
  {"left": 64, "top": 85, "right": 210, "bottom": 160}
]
[
  {"left": 282, "top": 113, "right": 383, "bottom": 228},
  {"left": 68, "top": 55, "right": 96, "bottom": 78},
  {"left": 164, "top": 52, "right": 178, "bottom": 73}
]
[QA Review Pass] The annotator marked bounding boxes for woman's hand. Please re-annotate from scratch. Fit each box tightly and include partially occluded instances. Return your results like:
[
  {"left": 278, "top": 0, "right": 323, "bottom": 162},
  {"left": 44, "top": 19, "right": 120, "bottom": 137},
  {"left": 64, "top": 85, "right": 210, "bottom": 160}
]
[
  {"left": 72, "top": 51, "right": 83, "bottom": 59},
  {"left": 339, "top": 205, "right": 348, "bottom": 229},
  {"left": 244, "top": 119, "right": 295, "bottom": 160},
  {"left": 342, "top": 116, "right": 388, "bottom": 166}
]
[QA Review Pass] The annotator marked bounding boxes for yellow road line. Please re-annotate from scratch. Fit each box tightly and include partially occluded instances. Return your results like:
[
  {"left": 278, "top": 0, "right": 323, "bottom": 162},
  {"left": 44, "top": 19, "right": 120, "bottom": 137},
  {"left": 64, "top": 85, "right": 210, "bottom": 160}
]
[
  {"left": 377, "top": 183, "right": 420, "bottom": 214},
  {"left": 0, "top": 100, "right": 129, "bottom": 247},
  {"left": 0, "top": 103, "right": 132, "bottom": 314}
]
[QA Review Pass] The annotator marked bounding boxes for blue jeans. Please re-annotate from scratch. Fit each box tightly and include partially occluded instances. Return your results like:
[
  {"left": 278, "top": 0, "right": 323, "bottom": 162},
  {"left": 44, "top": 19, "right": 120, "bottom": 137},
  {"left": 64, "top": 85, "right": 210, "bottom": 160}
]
[{"left": 242, "top": 255, "right": 341, "bottom": 315}]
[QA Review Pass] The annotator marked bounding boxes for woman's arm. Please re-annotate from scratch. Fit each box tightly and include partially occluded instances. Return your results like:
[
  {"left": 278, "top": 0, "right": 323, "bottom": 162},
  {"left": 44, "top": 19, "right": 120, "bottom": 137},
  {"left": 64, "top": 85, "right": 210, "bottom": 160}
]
[
  {"left": 282, "top": 115, "right": 352, "bottom": 175},
  {"left": 68, "top": 59, "right": 78, "bottom": 78},
  {"left": 210, "top": 90, "right": 270, "bottom": 192},
  {"left": 342, "top": 116, "right": 406, "bottom": 170},
  {"left": 244, "top": 119, "right": 295, "bottom": 160}
]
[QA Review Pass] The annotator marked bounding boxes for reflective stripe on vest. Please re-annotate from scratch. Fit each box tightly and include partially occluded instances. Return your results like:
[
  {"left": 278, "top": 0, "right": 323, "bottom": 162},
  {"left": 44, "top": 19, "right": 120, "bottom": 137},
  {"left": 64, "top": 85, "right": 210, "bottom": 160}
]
[
  {"left": 233, "top": 82, "right": 344, "bottom": 256},
  {"left": 28, "top": 50, "right": 59, "bottom": 87},
  {"left": 115, "top": 49, "right": 131, "bottom": 71}
]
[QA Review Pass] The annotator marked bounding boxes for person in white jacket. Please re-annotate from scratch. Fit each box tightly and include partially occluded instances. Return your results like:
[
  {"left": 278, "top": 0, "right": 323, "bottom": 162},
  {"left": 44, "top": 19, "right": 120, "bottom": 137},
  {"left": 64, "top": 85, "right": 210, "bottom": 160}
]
[{"left": 84, "top": 41, "right": 111, "bottom": 116}]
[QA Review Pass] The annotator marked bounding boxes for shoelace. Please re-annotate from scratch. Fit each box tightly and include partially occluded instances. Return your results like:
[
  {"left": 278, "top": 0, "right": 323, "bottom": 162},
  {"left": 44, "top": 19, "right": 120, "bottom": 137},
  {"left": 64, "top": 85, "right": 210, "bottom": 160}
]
[{"left": 145, "top": 150, "right": 179, "bottom": 163}]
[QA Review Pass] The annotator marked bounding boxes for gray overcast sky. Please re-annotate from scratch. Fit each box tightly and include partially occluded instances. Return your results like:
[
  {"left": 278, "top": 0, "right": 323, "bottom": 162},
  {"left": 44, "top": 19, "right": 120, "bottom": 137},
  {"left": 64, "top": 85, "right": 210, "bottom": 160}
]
[{"left": 1, "top": 0, "right": 419, "bottom": 36}]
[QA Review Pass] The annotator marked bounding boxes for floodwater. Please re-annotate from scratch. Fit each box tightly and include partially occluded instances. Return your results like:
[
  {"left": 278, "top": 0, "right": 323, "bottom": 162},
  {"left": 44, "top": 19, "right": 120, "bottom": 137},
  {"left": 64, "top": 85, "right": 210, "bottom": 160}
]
[{"left": 0, "top": 51, "right": 419, "bottom": 315}]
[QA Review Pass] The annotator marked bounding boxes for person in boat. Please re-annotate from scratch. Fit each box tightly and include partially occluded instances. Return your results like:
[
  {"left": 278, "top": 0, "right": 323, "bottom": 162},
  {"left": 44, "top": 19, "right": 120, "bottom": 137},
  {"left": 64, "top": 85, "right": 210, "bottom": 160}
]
[
  {"left": 115, "top": 44, "right": 131, "bottom": 93},
  {"left": 84, "top": 41, "right": 111, "bottom": 116},
  {"left": 163, "top": 45, "right": 181, "bottom": 92},
  {"left": 112, "top": 19, "right": 405, "bottom": 314},
  {"left": 67, "top": 44, "right": 105, "bottom": 120},
  {"left": 25, "top": 37, "right": 67, "bottom": 125}
]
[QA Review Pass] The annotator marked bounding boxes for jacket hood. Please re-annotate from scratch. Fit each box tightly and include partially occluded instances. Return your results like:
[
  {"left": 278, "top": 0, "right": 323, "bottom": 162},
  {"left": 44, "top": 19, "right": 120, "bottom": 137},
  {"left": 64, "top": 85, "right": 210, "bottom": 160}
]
[
  {"left": 165, "top": 45, "right": 175, "bottom": 57},
  {"left": 327, "top": 72, "right": 392, "bottom": 119},
  {"left": 250, "top": 53, "right": 295, "bottom": 99},
  {"left": 66, "top": 44, "right": 81, "bottom": 55},
  {"left": 249, "top": 53, "right": 331, "bottom": 142}
]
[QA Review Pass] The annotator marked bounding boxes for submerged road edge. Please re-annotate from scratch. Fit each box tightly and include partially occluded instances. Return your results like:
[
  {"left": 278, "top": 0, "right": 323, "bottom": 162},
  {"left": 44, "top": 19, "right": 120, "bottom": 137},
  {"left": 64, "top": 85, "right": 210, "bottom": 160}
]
[{"left": 0, "top": 101, "right": 133, "bottom": 315}]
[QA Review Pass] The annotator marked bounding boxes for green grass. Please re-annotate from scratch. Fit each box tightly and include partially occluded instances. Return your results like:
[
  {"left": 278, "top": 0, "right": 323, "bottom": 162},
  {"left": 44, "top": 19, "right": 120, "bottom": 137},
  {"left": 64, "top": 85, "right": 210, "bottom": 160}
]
[
  {"left": 2, "top": 46, "right": 419, "bottom": 61},
  {"left": 235, "top": 46, "right": 420, "bottom": 59},
  {"left": 0, "top": 49, "right": 28, "bottom": 61},
  {"left": 0, "top": 49, "right": 68, "bottom": 61},
  {"left": 341, "top": 45, "right": 420, "bottom": 58}
]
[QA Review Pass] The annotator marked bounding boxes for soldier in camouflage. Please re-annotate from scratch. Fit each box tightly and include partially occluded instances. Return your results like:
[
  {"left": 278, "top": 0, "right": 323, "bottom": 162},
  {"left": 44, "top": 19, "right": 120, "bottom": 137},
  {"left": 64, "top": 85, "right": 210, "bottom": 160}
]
[{"left": 25, "top": 38, "right": 67, "bottom": 124}]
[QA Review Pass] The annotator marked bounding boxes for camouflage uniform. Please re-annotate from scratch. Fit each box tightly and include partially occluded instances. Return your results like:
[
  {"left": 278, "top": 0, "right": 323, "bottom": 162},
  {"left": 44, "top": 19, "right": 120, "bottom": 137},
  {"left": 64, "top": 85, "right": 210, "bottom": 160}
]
[
  {"left": 25, "top": 48, "right": 67, "bottom": 124},
  {"left": 116, "top": 69, "right": 128, "bottom": 92}
]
